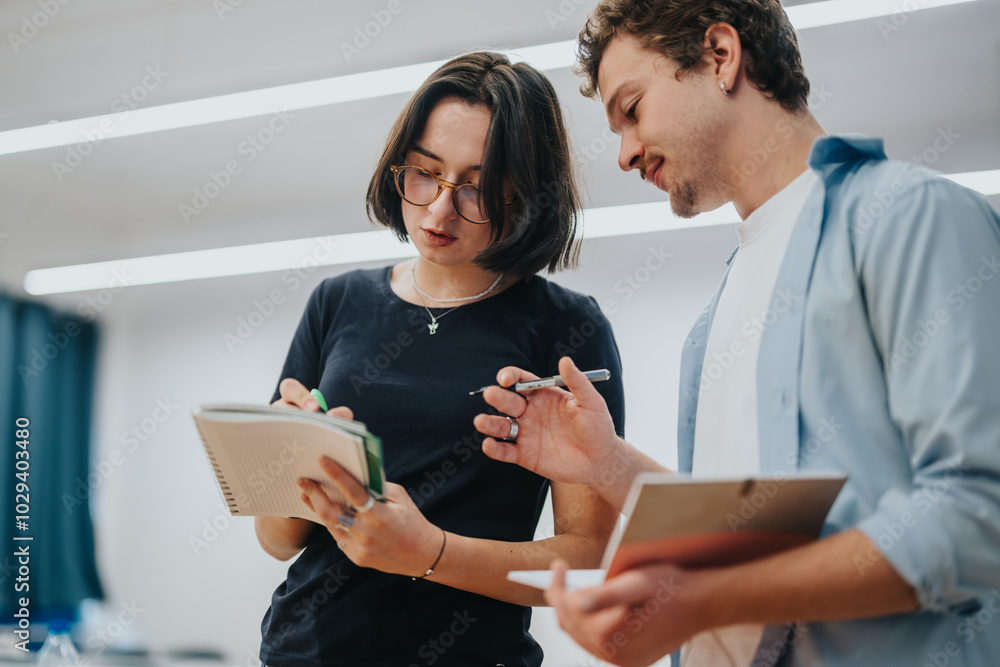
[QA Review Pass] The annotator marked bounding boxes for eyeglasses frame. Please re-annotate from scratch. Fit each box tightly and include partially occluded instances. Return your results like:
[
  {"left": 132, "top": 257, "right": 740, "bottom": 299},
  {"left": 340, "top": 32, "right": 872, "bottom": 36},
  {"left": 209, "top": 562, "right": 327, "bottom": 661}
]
[{"left": 389, "top": 164, "right": 516, "bottom": 224}]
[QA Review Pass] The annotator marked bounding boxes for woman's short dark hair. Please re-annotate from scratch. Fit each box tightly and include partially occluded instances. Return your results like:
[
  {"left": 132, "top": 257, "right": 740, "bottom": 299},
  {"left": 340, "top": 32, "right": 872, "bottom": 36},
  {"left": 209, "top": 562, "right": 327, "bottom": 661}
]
[
  {"left": 366, "top": 52, "right": 581, "bottom": 278},
  {"left": 577, "top": 0, "right": 810, "bottom": 112}
]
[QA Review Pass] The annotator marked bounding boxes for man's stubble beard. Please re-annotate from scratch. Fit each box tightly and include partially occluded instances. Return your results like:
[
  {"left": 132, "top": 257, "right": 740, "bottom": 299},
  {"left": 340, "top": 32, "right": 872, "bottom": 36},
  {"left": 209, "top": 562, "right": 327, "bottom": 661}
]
[
  {"left": 667, "top": 124, "right": 730, "bottom": 219},
  {"left": 669, "top": 180, "right": 699, "bottom": 219}
]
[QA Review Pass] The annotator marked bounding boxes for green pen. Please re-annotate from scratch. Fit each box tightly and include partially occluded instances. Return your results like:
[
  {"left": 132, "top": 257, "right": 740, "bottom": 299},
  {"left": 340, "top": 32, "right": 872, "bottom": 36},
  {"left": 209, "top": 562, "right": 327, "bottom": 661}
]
[{"left": 310, "top": 388, "right": 328, "bottom": 412}]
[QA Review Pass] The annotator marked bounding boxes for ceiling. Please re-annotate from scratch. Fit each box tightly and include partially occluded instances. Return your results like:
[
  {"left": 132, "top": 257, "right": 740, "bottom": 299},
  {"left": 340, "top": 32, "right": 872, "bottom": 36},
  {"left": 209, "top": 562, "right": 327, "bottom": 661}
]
[{"left": 1, "top": 0, "right": 998, "bottom": 307}]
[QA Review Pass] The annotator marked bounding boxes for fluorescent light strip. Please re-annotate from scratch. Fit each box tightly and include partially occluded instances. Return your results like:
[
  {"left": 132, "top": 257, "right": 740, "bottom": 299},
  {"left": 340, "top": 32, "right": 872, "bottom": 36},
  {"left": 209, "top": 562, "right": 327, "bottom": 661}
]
[
  {"left": 26, "top": 165, "right": 999, "bottom": 295},
  {"left": 785, "top": 0, "right": 978, "bottom": 30},
  {"left": 23, "top": 231, "right": 417, "bottom": 295},
  {"left": 27, "top": 203, "right": 724, "bottom": 295},
  {"left": 0, "top": 0, "right": 979, "bottom": 156},
  {"left": 0, "top": 60, "right": 446, "bottom": 156},
  {"left": 505, "top": 40, "right": 576, "bottom": 71},
  {"left": 585, "top": 202, "right": 739, "bottom": 239}
]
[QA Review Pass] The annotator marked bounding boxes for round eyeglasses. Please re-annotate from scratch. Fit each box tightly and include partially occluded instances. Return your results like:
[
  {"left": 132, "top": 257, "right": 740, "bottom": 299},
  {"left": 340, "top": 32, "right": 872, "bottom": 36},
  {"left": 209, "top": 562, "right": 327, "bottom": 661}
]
[{"left": 390, "top": 165, "right": 515, "bottom": 224}]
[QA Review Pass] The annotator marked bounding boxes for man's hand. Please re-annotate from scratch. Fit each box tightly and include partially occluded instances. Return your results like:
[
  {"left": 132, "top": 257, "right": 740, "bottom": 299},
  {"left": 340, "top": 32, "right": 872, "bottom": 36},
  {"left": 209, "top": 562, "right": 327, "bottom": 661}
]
[
  {"left": 544, "top": 530, "right": 922, "bottom": 666},
  {"left": 473, "top": 356, "right": 623, "bottom": 487},
  {"left": 545, "top": 560, "right": 700, "bottom": 667}
]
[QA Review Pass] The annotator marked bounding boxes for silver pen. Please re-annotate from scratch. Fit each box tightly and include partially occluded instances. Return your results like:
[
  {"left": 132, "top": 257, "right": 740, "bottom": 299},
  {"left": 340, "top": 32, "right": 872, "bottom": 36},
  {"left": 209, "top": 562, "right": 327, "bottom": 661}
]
[{"left": 469, "top": 369, "right": 611, "bottom": 395}]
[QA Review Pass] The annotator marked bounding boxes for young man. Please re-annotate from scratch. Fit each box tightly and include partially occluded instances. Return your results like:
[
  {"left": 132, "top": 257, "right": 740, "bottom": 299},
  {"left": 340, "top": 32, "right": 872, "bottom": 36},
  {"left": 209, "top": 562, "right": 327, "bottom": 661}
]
[{"left": 474, "top": 1, "right": 1000, "bottom": 665}]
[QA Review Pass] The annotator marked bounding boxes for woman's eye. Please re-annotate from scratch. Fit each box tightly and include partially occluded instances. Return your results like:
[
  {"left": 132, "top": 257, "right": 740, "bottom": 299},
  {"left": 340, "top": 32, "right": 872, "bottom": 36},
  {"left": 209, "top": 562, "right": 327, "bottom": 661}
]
[{"left": 626, "top": 101, "right": 638, "bottom": 119}]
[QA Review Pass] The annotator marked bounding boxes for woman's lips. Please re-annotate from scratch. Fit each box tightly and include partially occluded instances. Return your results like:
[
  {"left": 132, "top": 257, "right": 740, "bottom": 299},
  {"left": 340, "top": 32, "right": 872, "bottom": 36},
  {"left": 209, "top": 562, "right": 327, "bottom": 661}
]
[{"left": 423, "top": 228, "right": 457, "bottom": 247}]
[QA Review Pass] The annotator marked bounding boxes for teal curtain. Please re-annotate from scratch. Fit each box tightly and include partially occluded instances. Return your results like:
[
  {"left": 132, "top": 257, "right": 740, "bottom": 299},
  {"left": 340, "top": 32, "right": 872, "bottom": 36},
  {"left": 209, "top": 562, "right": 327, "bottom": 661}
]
[{"left": 0, "top": 294, "right": 103, "bottom": 616}]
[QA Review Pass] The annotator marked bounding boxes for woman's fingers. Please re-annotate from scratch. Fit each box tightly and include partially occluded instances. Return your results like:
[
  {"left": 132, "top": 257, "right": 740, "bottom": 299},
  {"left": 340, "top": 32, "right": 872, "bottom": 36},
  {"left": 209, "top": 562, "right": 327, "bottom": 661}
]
[
  {"left": 298, "top": 479, "right": 336, "bottom": 521},
  {"left": 278, "top": 377, "right": 320, "bottom": 411},
  {"left": 273, "top": 380, "right": 353, "bottom": 419},
  {"left": 299, "top": 457, "right": 372, "bottom": 526},
  {"left": 318, "top": 457, "right": 371, "bottom": 508},
  {"left": 328, "top": 406, "right": 354, "bottom": 421}
]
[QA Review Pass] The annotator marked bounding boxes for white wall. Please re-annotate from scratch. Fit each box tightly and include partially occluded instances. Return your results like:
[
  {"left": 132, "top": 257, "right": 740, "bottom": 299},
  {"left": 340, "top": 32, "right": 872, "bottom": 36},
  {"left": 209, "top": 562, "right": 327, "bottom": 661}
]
[{"left": 79, "top": 223, "right": 736, "bottom": 666}]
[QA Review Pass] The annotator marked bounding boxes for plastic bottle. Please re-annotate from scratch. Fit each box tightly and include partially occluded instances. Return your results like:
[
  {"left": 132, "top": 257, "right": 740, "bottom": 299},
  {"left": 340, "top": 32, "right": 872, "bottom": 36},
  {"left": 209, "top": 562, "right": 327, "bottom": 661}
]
[{"left": 36, "top": 619, "right": 81, "bottom": 666}]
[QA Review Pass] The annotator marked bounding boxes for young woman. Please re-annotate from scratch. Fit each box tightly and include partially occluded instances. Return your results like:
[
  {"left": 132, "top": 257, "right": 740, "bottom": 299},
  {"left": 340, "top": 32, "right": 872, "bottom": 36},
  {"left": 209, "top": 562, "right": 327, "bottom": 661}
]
[{"left": 255, "top": 52, "right": 626, "bottom": 667}]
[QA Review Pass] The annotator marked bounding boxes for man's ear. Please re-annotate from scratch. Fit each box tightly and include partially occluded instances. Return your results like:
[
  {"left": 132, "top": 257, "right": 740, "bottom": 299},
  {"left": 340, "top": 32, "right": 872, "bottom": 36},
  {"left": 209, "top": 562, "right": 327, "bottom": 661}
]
[{"left": 703, "top": 22, "right": 742, "bottom": 94}]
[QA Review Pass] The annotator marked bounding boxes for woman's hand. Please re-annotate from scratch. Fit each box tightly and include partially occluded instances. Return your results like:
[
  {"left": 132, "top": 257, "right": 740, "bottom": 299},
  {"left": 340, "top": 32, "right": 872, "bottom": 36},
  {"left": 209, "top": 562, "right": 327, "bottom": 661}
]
[
  {"left": 473, "top": 356, "right": 623, "bottom": 487},
  {"left": 272, "top": 377, "right": 354, "bottom": 420},
  {"left": 298, "top": 456, "right": 443, "bottom": 578},
  {"left": 255, "top": 378, "right": 353, "bottom": 560}
]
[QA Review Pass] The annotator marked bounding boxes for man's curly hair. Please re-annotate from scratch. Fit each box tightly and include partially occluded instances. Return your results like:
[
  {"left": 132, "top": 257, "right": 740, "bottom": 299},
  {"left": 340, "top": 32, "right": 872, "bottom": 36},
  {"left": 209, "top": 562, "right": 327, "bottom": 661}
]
[{"left": 576, "top": 0, "right": 810, "bottom": 112}]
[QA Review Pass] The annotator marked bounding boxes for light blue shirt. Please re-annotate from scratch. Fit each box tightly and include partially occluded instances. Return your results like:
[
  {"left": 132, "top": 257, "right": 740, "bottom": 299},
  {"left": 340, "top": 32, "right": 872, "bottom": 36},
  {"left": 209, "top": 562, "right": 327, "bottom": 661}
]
[{"left": 678, "top": 136, "right": 1000, "bottom": 666}]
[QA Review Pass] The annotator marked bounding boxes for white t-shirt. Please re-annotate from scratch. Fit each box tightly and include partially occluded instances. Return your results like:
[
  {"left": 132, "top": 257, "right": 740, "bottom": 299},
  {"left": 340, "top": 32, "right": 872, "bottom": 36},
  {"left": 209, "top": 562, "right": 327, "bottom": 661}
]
[{"left": 684, "top": 168, "right": 819, "bottom": 667}]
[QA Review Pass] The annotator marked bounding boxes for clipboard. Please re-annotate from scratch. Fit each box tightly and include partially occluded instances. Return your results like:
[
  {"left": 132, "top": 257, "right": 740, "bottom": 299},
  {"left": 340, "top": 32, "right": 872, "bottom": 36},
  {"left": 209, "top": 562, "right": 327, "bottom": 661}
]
[{"left": 508, "top": 472, "right": 847, "bottom": 590}]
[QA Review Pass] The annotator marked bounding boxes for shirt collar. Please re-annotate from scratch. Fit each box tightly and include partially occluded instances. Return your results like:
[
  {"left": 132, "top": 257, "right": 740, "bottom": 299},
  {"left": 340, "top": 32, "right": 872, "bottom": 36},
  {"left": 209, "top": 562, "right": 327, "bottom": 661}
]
[{"left": 808, "top": 134, "right": 887, "bottom": 171}]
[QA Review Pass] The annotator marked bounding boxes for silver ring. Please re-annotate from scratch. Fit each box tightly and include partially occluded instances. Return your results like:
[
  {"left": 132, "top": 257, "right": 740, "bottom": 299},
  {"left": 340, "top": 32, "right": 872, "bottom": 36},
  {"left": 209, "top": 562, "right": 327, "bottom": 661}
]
[
  {"left": 505, "top": 416, "right": 519, "bottom": 440},
  {"left": 354, "top": 495, "right": 376, "bottom": 513},
  {"left": 337, "top": 539, "right": 347, "bottom": 550}
]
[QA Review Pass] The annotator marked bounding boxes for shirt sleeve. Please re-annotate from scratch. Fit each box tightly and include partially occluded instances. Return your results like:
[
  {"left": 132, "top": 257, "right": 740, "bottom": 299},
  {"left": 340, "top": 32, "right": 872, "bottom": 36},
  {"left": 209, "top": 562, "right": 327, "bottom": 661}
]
[
  {"left": 547, "top": 294, "right": 627, "bottom": 438},
  {"left": 855, "top": 177, "right": 1000, "bottom": 613},
  {"left": 269, "top": 279, "right": 329, "bottom": 404}
]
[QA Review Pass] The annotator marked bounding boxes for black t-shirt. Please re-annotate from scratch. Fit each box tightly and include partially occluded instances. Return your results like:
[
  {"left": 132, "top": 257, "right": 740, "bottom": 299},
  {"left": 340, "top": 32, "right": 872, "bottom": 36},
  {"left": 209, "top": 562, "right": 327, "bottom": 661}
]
[{"left": 260, "top": 266, "right": 626, "bottom": 667}]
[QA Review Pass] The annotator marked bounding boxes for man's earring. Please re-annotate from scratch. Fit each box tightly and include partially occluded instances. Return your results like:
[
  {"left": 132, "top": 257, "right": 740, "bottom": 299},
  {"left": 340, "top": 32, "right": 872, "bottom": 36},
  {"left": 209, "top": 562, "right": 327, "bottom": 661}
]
[{"left": 721, "top": 82, "right": 731, "bottom": 95}]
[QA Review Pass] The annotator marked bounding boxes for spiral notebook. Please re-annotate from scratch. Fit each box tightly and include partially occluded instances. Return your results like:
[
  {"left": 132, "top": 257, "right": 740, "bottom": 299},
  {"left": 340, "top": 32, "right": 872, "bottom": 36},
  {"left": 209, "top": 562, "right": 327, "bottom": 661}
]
[
  {"left": 193, "top": 404, "right": 386, "bottom": 520},
  {"left": 508, "top": 471, "right": 847, "bottom": 590}
]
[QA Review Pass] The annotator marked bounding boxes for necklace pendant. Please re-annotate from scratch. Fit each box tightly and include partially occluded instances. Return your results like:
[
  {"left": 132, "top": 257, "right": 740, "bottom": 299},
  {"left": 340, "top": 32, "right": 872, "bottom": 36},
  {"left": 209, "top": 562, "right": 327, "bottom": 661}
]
[{"left": 428, "top": 321, "right": 439, "bottom": 335}]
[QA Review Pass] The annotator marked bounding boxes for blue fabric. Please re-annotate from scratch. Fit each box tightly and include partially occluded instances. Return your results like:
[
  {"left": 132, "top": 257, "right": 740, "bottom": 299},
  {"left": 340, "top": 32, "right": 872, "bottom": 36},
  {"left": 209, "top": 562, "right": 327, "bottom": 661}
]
[
  {"left": 0, "top": 295, "right": 103, "bottom": 615},
  {"left": 678, "top": 136, "right": 1000, "bottom": 665}
]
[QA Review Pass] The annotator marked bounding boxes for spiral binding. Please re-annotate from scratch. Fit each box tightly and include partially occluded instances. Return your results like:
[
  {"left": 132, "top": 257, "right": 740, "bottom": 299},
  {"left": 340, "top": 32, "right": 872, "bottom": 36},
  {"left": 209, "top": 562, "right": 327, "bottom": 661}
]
[{"left": 196, "top": 419, "right": 239, "bottom": 514}]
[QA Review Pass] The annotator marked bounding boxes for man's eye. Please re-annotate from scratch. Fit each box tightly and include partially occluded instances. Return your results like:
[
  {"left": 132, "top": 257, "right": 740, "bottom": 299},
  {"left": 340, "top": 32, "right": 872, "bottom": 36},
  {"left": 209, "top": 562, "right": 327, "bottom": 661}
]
[{"left": 626, "top": 102, "right": 638, "bottom": 119}]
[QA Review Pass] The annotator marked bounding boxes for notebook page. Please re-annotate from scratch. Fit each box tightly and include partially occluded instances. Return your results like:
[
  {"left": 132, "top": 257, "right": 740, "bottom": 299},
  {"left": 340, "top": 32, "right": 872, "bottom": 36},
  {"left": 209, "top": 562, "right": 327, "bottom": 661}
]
[{"left": 197, "top": 416, "right": 367, "bottom": 519}]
